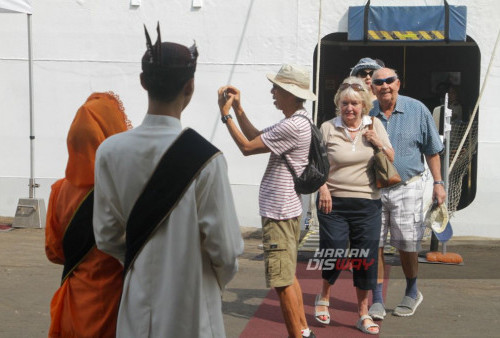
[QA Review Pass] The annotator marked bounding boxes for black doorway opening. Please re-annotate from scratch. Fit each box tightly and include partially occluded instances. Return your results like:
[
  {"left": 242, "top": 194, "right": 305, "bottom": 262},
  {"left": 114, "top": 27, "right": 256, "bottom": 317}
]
[{"left": 313, "top": 32, "right": 480, "bottom": 211}]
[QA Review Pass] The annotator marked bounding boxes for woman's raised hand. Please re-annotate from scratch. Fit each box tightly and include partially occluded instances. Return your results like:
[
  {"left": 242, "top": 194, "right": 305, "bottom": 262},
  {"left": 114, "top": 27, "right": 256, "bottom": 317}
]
[{"left": 363, "top": 129, "right": 382, "bottom": 148}]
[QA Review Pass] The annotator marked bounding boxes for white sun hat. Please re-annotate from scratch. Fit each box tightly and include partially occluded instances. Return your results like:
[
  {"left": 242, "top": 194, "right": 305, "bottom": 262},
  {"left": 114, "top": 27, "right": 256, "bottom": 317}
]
[
  {"left": 425, "top": 201, "right": 453, "bottom": 242},
  {"left": 266, "top": 64, "right": 317, "bottom": 101}
]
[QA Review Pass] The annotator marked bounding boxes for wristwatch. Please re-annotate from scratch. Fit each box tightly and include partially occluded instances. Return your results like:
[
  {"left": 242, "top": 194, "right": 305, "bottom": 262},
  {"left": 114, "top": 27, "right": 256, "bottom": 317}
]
[
  {"left": 433, "top": 181, "right": 445, "bottom": 185},
  {"left": 221, "top": 114, "right": 232, "bottom": 124}
]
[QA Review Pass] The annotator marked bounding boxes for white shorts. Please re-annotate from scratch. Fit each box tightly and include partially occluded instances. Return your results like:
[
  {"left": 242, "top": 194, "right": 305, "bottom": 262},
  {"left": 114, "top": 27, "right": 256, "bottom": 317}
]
[{"left": 379, "top": 177, "right": 425, "bottom": 252}]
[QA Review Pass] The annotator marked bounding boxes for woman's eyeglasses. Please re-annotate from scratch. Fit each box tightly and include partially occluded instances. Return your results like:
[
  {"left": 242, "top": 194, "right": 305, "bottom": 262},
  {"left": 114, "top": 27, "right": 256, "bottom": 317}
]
[
  {"left": 372, "top": 76, "right": 398, "bottom": 86},
  {"left": 357, "top": 70, "right": 374, "bottom": 78},
  {"left": 338, "top": 83, "right": 365, "bottom": 92}
]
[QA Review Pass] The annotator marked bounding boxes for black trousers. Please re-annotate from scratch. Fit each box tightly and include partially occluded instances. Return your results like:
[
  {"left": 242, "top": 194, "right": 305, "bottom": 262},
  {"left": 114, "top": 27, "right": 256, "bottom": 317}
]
[{"left": 317, "top": 196, "right": 382, "bottom": 290}]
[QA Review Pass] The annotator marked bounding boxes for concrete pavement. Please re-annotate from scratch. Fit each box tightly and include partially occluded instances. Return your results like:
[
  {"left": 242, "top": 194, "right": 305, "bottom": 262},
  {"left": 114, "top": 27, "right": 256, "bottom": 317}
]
[{"left": 0, "top": 226, "right": 499, "bottom": 337}]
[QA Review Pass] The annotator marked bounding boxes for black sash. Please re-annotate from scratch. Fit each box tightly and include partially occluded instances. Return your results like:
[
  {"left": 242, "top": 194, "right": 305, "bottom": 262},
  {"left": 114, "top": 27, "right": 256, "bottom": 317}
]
[
  {"left": 124, "top": 128, "right": 220, "bottom": 274},
  {"left": 61, "top": 189, "right": 95, "bottom": 284}
]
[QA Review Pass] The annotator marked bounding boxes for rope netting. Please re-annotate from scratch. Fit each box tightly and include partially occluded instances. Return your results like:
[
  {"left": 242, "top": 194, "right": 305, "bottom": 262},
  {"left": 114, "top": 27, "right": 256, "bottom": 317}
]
[{"left": 445, "top": 119, "right": 478, "bottom": 217}]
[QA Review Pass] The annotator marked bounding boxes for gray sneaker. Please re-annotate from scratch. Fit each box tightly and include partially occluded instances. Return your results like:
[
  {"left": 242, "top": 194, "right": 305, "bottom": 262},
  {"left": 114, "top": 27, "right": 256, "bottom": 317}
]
[
  {"left": 393, "top": 291, "right": 423, "bottom": 317},
  {"left": 368, "top": 302, "right": 386, "bottom": 320}
]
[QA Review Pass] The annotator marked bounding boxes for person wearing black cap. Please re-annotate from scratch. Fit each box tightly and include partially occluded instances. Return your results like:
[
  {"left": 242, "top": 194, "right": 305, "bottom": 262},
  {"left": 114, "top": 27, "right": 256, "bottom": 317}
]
[{"left": 93, "top": 24, "right": 244, "bottom": 337}]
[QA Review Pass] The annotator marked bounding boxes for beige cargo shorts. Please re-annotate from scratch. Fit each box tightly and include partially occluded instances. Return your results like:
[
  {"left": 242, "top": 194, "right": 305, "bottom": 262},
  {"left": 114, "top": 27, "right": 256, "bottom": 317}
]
[{"left": 261, "top": 217, "right": 301, "bottom": 288}]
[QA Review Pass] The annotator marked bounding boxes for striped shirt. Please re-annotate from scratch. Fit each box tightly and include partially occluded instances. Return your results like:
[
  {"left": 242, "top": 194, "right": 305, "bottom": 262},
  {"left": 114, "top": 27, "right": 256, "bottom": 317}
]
[
  {"left": 259, "top": 109, "right": 311, "bottom": 220},
  {"left": 370, "top": 95, "right": 444, "bottom": 182}
]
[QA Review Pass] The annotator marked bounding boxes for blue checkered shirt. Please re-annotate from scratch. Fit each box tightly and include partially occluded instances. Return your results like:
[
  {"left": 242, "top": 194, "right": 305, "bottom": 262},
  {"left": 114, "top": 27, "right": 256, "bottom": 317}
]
[{"left": 370, "top": 95, "right": 444, "bottom": 182}]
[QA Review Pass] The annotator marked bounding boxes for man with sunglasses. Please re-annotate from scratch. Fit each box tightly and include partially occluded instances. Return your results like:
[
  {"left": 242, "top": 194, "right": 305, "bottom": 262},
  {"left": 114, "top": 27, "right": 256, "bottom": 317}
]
[
  {"left": 368, "top": 68, "right": 446, "bottom": 319},
  {"left": 350, "top": 57, "right": 385, "bottom": 101}
]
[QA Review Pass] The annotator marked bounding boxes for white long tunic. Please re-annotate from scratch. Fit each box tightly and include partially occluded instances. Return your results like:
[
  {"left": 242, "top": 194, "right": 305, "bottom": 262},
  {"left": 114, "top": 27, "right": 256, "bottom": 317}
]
[{"left": 93, "top": 114, "right": 244, "bottom": 338}]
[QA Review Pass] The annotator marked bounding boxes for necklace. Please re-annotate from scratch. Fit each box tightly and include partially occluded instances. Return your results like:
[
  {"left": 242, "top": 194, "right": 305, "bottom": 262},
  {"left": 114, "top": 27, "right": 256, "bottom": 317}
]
[
  {"left": 348, "top": 130, "right": 362, "bottom": 151},
  {"left": 342, "top": 121, "right": 362, "bottom": 132},
  {"left": 341, "top": 120, "right": 364, "bottom": 151}
]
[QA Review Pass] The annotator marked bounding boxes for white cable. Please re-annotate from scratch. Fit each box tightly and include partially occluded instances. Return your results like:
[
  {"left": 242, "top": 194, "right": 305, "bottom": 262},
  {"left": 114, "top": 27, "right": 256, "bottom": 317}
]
[{"left": 449, "top": 29, "right": 500, "bottom": 173}]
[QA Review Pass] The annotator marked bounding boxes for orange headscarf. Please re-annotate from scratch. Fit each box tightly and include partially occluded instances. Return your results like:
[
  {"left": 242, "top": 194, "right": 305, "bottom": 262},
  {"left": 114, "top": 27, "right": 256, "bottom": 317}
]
[{"left": 65, "top": 92, "right": 132, "bottom": 187}]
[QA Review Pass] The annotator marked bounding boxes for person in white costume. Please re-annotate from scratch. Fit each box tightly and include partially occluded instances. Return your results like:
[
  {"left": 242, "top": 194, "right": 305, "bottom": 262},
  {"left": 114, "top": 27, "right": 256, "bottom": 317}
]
[{"left": 93, "top": 24, "right": 244, "bottom": 338}]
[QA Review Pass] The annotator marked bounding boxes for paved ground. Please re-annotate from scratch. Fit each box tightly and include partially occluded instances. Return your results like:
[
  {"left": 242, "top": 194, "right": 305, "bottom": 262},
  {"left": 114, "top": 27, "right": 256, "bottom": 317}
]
[{"left": 1, "top": 223, "right": 500, "bottom": 337}]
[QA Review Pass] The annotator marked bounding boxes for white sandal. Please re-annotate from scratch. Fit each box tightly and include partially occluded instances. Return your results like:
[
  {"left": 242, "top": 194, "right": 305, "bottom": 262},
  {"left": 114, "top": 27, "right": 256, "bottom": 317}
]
[
  {"left": 314, "top": 294, "right": 330, "bottom": 325},
  {"left": 356, "top": 315, "right": 379, "bottom": 335}
]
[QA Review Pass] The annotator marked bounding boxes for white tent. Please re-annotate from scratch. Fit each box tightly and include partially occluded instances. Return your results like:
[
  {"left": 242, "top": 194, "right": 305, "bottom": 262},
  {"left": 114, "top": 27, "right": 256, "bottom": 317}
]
[
  {"left": 1, "top": 0, "right": 37, "bottom": 199},
  {"left": 1, "top": 0, "right": 44, "bottom": 228},
  {"left": 0, "top": 0, "right": 31, "bottom": 14}
]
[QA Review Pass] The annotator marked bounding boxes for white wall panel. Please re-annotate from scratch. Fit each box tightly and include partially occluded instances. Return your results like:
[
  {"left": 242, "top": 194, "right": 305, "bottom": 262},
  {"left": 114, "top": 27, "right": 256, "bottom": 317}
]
[{"left": 1, "top": 0, "right": 499, "bottom": 234}]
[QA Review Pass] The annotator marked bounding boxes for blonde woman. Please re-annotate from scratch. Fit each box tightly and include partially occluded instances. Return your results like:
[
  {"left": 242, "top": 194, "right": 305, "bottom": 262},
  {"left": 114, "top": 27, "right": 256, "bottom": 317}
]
[{"left": 313, "top": 77, "right": 394, "bottom": 335}]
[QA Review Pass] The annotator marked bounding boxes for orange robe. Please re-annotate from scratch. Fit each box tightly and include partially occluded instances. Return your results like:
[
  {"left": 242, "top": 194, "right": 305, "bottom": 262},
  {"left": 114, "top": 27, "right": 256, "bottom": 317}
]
[
  {"left": 45, "top": 180, "right": 122, "bottom": 338},
  {"left": 45, "top": 92, "right": 131, "bottom": 338}
]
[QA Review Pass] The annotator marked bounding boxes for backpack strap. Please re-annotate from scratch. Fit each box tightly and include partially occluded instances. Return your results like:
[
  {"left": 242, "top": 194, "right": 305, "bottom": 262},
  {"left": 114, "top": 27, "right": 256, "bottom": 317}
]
[
  {"left": 61, "top": 188, "right": 95, "bottom": 284},
  {"left": 281, "top": 114, "right": 312, "bottom": 178},
  {"left": 124, "top": 128, "right": 220, "bottom": 274}
]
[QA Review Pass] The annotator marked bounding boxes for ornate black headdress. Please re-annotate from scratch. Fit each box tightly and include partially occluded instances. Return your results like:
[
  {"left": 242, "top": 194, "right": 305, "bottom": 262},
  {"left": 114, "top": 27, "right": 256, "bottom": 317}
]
[{"left": 142, "top": 22, "right": 198, "bottom": 76}]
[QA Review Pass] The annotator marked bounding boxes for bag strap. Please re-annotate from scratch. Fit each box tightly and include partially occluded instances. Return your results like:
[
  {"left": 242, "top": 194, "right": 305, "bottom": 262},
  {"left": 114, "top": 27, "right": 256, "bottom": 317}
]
[
  {"left": 280, "top": 114, "right": 313, "bottom": 179},
  {"left": 124, "top": 128, "right": 220, "bottom": 274},
  {"left": 61, "top": 188, "right": 95, "bottom": 284},
  {"left": 369, "top": 116, "right": 374, "bottom": 131},
  {"left": 369, "top": 116, "right": 381, "bottom": 153}
]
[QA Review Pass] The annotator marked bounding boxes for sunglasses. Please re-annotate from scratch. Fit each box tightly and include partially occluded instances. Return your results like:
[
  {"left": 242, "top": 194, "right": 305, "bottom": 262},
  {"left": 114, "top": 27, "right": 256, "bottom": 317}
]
[
  {"left": 338, "top": 83, "right": 365, "bottom": 92},
  {"left": 373, "top": 76, "right": 398, "bottom": 86},
  {"left": 357, "top": 70, "right": 374, "bottom": 78}
]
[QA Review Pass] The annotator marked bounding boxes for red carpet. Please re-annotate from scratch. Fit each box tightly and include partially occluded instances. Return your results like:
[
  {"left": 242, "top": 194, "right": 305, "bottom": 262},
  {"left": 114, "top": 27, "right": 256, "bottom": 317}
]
[
  {"left": 0, "top": 224, "right": 13, "bottom": 232},
  {"left": 240, "top": 261, "right": 390, "bottom": 338}
]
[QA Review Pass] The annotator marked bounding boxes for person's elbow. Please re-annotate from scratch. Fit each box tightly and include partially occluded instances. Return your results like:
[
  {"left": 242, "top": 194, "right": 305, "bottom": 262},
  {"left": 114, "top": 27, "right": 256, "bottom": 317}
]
[
  {"left": 214, "top": 255, "right": 241, "bottom": 289},
  {"left": 94, "top": 235, "right": 125, "bottom": 264},
  {"left": 217, "top": 240, "right": 244, "bottom": 269},
  {"left": 240, "top": 145, "right": 259, "bottom": 156},
  {"left": 212, "top": 239, "right": 244, "bottom": 284},
  {"left": 45, "top": 248, "right": 64, "bottom": 265},
  {"left": 239, "top": 139, "right": 269, "bottom": 156}
]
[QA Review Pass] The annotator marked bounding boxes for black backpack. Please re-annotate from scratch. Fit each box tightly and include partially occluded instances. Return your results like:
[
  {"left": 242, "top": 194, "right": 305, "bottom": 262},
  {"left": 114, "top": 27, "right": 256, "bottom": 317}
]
[{"left": 282, "top": 114, "right": 330, "bottom": 194}]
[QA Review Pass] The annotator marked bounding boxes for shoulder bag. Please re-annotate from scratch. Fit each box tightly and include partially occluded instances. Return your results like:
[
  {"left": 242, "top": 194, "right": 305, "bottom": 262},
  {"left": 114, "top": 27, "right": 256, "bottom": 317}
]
[{"left": 369, "top": 117, "right": 401, "bottom": 188}]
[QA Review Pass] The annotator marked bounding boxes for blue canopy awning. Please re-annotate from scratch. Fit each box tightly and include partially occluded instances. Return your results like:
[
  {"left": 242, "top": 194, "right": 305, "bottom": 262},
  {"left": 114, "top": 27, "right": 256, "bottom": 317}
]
[{"left": 348, "top": 3, "right": 467, "bottom": 42}]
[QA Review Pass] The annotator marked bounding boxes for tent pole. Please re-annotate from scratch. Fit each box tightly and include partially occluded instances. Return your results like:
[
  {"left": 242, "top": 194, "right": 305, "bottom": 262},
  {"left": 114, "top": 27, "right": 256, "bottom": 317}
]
[
  {"left": 305, "top": 0, "right": 322, "bottom": 231},
  {"left": 27, "top": 13, "right": 36, "bottom": 198},
  {"left": 313, "top": 0, "right": 322, "bottom": 125}
]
